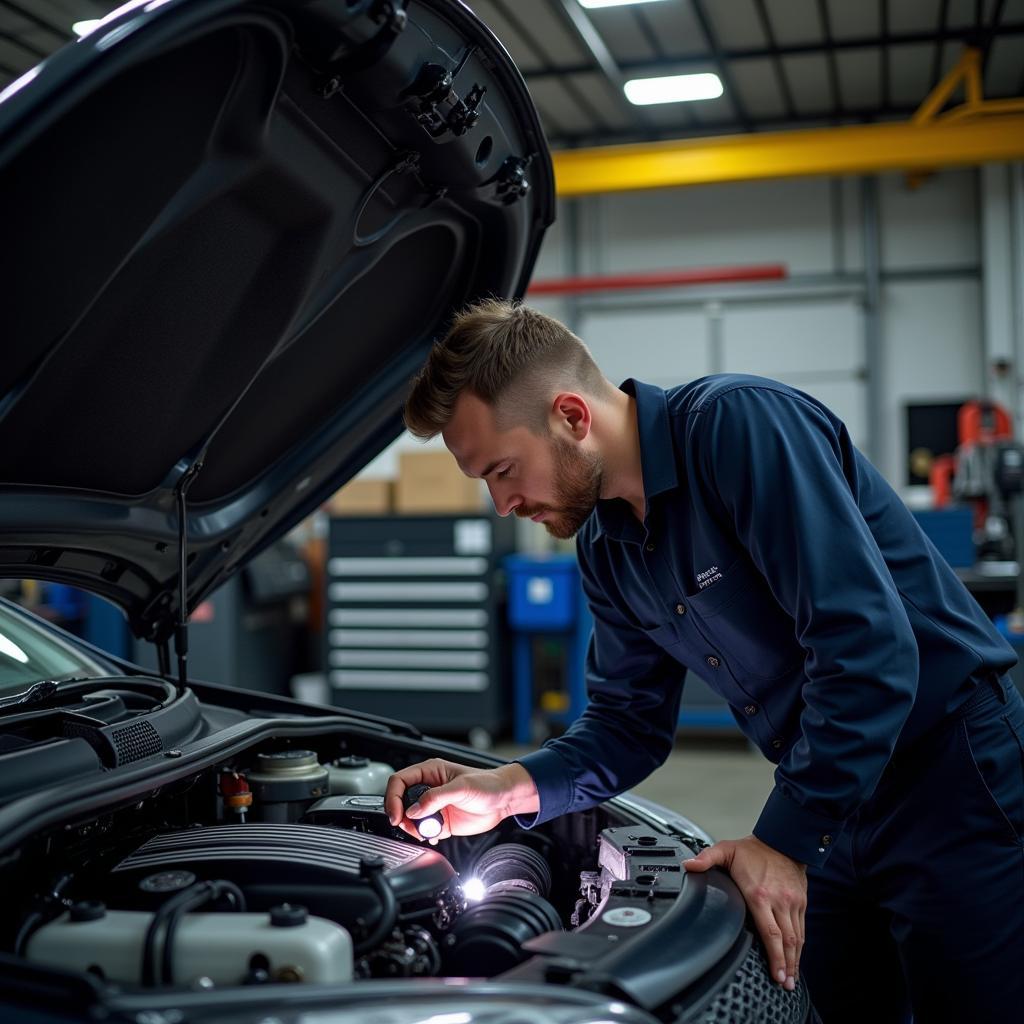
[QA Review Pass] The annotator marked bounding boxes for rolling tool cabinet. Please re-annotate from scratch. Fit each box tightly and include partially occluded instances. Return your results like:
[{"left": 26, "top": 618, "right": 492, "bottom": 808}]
[{"left": 325, "top": 515, "right": 514, "bottom": 741}]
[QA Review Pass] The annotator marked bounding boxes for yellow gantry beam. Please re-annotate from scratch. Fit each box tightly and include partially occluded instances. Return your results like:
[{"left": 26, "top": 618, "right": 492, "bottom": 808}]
[{"left": 552, "top": 115, "right": 1024, "bottom": 196}]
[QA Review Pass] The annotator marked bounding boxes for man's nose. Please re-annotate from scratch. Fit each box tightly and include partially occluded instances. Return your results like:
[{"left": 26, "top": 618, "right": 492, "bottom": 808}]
[{"left": 487, "top": 482, "right": 519, "bottom": 518}]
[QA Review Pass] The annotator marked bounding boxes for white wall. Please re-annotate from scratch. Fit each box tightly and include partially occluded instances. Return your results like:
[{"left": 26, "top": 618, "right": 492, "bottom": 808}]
[{"left": 359, "top": 167, "right": 1007, "bottom": 510}]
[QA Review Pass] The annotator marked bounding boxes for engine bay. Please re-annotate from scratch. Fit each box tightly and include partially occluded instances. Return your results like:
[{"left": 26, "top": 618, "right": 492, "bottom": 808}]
[
  {"left": 0, "top": 675, "right": 814, "bottom": 1023},
  {"left": 7, "top": 733, "right": 729, "bottom": 998}
]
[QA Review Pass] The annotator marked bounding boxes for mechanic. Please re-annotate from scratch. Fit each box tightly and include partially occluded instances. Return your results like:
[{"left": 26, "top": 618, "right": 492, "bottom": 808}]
[{"left": 384, "top": 299, "right": 1024, "bottom": 1022}]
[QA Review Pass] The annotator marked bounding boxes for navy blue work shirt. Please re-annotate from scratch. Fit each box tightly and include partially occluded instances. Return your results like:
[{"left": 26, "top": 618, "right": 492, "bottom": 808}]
[{"left": 516, "top": 376, "right": 1015, "bottom": 867}]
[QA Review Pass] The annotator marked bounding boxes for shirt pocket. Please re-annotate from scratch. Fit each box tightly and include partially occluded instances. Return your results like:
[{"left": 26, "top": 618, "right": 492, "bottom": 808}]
[{"left": 686, "top": 556, "right": 804, "bottom": 680}]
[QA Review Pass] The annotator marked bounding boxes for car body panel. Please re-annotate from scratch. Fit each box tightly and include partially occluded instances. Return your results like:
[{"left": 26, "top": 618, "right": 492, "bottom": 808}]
[{"left": 0, "top": 0, "right": 553, "bottom": 642}]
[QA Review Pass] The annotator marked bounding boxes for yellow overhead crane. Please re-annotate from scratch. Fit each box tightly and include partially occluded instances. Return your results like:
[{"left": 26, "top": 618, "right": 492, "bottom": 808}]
[{"left": 551, "top": 47, "right": 1024, "bottom": 196}]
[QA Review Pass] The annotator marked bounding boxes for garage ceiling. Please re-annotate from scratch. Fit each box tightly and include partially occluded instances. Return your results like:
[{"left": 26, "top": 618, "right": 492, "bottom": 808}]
[{"left": 1, "top": 0, "right": 1022, "bottom": 148}]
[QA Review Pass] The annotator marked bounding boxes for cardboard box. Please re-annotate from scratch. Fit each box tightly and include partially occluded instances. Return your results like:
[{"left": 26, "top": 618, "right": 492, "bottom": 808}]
[
  {"left": 326, "top": 478, "right": 393, "bottom": 516},
  {"left": 396, "top": 450, "right": 483, "bottom": 513}
]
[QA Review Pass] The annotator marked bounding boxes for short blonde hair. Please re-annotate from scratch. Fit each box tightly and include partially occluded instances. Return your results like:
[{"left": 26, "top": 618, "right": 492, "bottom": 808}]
[{"left": 404, "top": 298, "right": 607, "bottom": 439}]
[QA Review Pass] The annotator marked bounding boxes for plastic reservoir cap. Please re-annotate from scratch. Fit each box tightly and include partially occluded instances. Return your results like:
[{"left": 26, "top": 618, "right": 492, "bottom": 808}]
[
  {"left": 334, "top": 756, "right": 369, "bottom": 768},
  {"left": 403, "top": 783, "right": 444, "bottom": 839},
  {"left": 69, "top": 901, "right": 106, "bottom": 923},
  {"left": 270, "top": 904, "right": 309, "bottom": 928}
]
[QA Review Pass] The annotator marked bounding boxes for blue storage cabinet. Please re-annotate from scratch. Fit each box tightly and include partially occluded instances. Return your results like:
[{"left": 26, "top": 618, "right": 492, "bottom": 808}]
[
  {"left": 505, "top": 554, "right": 592, "bottom": 743},
  {"left": 507, "top": 554, "right": 580, "bottom": 631},
  {"left": 505, "top": 553, "right": 741, "bottom": 740}
]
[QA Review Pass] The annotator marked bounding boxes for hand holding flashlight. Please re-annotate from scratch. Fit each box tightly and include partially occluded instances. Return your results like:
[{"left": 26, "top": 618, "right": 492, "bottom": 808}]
[
  {"left": 385, "top": 759, "right": 540, "bottom": 843},
  {"left": 402, "top": 783, "right": 445, "bottom": 840}
]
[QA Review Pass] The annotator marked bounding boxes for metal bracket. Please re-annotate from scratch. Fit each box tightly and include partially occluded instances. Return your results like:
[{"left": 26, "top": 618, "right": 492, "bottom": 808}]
[
  {"left": 317, "top": 0, "right": 408, "bottom": 95},
  {"left": 401, "top": 61, "right": 486, "bottom": 139},
  {"left": 494, "top": 156, "right": 531, "bottom": 205}
]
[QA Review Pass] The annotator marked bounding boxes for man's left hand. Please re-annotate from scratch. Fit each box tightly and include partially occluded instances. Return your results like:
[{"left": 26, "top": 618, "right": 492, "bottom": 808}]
[{"left": 683, "top": 834, "right": 806, "bottom": 992}]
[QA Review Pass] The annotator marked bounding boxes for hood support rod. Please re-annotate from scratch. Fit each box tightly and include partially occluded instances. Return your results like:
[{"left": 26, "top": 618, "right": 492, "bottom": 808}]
[{"left": 173, "top": 459, "right": 204, "bottom": 690}]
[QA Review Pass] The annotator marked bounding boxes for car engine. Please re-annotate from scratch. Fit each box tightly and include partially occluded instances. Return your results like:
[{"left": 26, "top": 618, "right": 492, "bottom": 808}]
[
  {"left": 6, "top": 725, "right": 810, "bottom": 1023},
  {"left": 18, "top": 746, "right": 574, "bottom": 989}
]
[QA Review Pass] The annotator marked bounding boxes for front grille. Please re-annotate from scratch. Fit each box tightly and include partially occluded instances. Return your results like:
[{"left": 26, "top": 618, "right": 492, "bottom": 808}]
[
  {"left": 111, "top": 720, "right": 162, "bottom": 764},
  {"left": 696, "top": 944, "right": 809, "bottom": 1023}
]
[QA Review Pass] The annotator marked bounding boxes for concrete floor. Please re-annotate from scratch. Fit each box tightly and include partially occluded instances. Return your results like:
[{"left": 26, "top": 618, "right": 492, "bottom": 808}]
[{"left": 494, "top": 734, "right": 776, "bottom": 843}]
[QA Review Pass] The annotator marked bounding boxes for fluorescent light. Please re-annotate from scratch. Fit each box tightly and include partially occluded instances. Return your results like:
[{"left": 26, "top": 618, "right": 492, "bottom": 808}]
[
  {"left": 624, "top": 72, "right": 724, "bottom": 105},
  {"left": 579, "top": 0, "right": 669, "bottom": 8},
  {"left": 72, "top": 19, "right": 102, "bottom": 36}
]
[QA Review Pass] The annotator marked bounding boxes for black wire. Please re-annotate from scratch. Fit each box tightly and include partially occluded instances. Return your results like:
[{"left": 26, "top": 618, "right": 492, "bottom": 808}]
[
  {"left": 354, "top": 858, "right": 398, "bottom": 956},
  {"left": 141, "top": 880, "right": 245, "bottom": 987},
  {"left": 14, "top": 872, "right": 74, "bottom": 956},
  {"left": 13, "top": 911, "right": 45, "bottom": 957},
  {"left": 161, "top": 881, "right": 245, "bottom": 985}
]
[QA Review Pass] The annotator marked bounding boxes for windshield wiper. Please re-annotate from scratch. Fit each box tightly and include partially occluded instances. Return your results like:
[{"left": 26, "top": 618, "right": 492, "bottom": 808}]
[
  {"left": 0, "top": 676, "right": 97, "bottom": 712},
  {"left": 0, "top": 678, "right": 59, "bottom": 710},
  {"left": 18, "top": 679, "right": 60, "bottom": 702}
]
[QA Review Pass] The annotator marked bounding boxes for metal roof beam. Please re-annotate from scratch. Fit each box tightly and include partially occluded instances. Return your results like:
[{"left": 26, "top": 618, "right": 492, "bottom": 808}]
[
  {"left": 752, "top": 0, "right": 796, "bottom": 121},
  {"left": 983, "top": 0, "right": 1009, "bottom": 76},
  {"left": 551, "top": 115, "right": 1024, "bottom": 195},
  {"left": 630, "top": 4, "right": 697, "bottom": 127},
  {"left": 0, "top": 0, "right": 72, "bottom": 42},
  {"left": 553, "top": 0, "right": 648, "bottom": 127},
  {"left": 930, "top": 0, "right": 951, "bottom": 90},
  {"left": 881, "top": 0, "right": 891, "bottom": 111},
  {"left": 689, "top": 0, "right": 752, "bottom": 130},
  {"left": 0, "top": 27, "right": 47, "bottom": 61},
  {"left": 817, "top": 0, "right": 843, "bottom": 117},
  {"left": 523, "top": 22, "right": 1024, "bottom": 80}
]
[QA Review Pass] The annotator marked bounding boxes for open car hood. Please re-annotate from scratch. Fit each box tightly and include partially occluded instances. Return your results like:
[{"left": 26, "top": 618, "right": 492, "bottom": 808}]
[{"left": 0, "top": 0, "right": 553, "bottom": 642}]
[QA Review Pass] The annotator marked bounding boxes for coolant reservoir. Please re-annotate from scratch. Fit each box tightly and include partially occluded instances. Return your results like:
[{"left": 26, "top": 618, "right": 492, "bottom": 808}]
[
  {"left": 26, "top": 903, "right": 352, "bottom": 985},
  {"left": 327, "top": 755, "right": 394, "bottom": 795}
]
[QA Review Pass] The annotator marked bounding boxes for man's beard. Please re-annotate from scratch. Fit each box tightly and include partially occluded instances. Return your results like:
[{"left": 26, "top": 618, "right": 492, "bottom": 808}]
[{"left": 516, "top": 437, "right": 603, "bottom": 540}]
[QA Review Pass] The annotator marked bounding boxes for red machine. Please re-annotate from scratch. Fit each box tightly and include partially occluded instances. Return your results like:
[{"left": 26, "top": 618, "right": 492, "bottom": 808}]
[
  {"left": 931, "top": 399, "right": 1024, "bottom": 560},
  {"left": 931, "top": 400, "right": 1013, "bottom": 522}
]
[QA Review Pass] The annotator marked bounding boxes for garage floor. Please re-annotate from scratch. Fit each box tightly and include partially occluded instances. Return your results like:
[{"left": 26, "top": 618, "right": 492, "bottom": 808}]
[{"left": 494, "top": 734, "right": 776, "bottom": 843}]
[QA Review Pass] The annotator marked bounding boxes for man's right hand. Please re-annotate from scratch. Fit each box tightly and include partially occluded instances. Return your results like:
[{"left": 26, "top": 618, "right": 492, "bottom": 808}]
[{"left": 385, "top": 758, "right": 540, "bottom": 843}]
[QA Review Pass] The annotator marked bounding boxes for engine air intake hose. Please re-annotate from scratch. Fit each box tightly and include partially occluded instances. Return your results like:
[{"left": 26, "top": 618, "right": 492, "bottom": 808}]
[
  {"left": 442, "top": 890, "right": 562, "bottom": 977},
  {"left": 470, "top": 843, "right": 551, "bottom": 898}
]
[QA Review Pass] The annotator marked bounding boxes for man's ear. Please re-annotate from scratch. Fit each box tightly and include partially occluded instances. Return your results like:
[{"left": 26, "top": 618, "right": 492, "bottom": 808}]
[{"left": 552, "top": 392, "right": 592, "bottom": 441}]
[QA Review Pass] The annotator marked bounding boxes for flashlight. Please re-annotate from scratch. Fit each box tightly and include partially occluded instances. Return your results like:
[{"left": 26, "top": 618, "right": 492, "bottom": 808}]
[{"left": 403, "top": 782, "right": 444, "bottom": 839}]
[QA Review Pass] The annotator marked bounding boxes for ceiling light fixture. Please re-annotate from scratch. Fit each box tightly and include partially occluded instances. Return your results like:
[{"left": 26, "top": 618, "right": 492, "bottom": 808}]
[
  {"left": 624, "top": 72, "right": 724, "bottom": 105},
  {"left": 579, "top": 0, "right": 669, "bottom": 9}
]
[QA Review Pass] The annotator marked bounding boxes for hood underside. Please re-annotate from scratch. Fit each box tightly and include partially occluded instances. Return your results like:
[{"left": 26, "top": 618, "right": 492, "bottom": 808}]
[{"left": 0, "top": 0, "right": 553, "bottom": 640}]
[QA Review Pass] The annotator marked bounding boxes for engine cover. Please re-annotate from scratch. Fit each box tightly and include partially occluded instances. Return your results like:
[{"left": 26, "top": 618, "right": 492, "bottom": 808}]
[{"left": 103, "top": 824, "right": 460, "bottom": 935}]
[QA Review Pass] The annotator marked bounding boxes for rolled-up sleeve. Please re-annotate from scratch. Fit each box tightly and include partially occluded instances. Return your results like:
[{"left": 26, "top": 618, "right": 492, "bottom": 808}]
[
  {"left": 515, "top": 540, "right": 685, "bottom": 828},
  {"left": 697, "top": 387, "right": 919, "bottom": 866}
]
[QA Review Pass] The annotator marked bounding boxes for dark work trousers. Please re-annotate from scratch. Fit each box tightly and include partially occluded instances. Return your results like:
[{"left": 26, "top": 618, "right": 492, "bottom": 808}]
[{"left": 800, "top": 674, "right": 1024, "bottom": 1023}]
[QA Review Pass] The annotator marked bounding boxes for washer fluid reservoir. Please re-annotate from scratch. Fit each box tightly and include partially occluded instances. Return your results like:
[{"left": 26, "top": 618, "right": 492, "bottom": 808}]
[{"left": 327, "top": 755, "right": 395, "bottom": 795}]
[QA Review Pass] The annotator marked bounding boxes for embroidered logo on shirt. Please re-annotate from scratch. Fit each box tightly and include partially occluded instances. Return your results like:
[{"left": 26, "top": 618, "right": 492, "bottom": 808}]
[{"left": 696, "top": 565, "right": 723, "bottom": 590}]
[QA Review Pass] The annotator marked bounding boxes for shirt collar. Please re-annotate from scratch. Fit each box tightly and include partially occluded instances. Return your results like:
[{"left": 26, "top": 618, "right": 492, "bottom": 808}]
[{"left": 591, "top": 379, "right": 680, "bottom": 542}]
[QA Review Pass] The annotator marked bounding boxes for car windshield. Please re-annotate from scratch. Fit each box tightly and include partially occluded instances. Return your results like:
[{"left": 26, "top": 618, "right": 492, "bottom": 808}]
[{"left": 0, "top": 603, "right": 104, "bottom": 696}]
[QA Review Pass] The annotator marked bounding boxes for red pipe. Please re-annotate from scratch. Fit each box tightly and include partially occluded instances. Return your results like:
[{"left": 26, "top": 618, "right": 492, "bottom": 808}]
[{"left": 527, "top": 263, "right": 788, "bottom": 296}]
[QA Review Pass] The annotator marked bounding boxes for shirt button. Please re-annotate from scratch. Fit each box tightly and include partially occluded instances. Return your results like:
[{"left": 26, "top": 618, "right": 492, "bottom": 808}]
[
  {"left": 675, "top": 603, "right": 686, "bottom": 616},
  {"left": 645, "top": 542, "right": 655, "bottom": 552},
  {"left": 771, "top": 738, "right": 783, "bottom": 750},
  {"left": 820, "top": 834, "right": 833, "bottom": 847},
  {"left": 744, "top": 704, "right": 758, "bottom": 716},
  {"left": 706, "top": 655, "right": 720, "bottom": 669}
]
